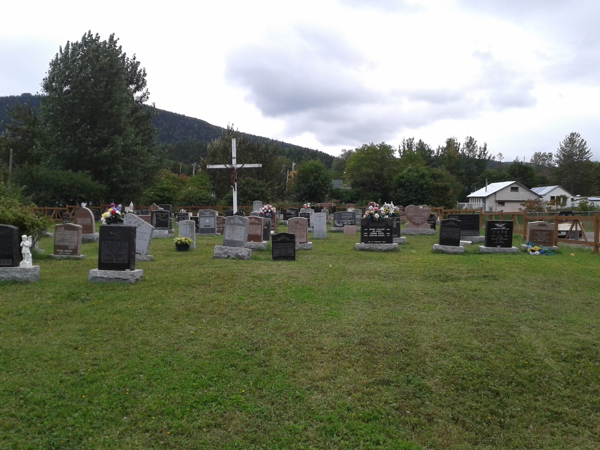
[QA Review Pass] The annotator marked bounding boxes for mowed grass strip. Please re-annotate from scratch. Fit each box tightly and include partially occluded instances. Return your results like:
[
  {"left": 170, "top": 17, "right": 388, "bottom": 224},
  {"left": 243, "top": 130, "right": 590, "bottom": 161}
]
[{"left": 0, "top": 226, "right": 598, "bottom": 449}]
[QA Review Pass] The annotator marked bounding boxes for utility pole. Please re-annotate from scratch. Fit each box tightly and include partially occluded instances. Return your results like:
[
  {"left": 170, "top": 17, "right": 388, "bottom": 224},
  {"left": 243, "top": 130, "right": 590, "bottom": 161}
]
[{"left": 7, "top": 146, "right": 13, "bottom": 188}]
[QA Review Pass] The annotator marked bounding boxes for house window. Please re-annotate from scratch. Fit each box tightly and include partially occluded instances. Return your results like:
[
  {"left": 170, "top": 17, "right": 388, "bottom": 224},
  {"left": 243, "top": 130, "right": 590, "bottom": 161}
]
[
  {"left": 550, "top": 196, "right": 555, "bottom": 200},
  {"left": 510, "top": 187, "right": 519, "bottom": 192},
  {"left": 498, "top": 201, "right": 505, "bottom": 206}
]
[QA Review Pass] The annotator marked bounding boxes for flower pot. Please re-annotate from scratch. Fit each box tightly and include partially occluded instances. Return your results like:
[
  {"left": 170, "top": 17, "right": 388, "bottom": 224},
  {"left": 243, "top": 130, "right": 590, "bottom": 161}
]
[{"left": 175, "top": 243, "right": 190, "bottom": 252}]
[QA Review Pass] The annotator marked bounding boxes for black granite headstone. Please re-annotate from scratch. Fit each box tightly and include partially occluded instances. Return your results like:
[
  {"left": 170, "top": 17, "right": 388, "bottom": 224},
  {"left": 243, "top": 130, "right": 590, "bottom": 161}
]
[
  {"left": 159, "top": 204, "right": 172, "bottom": 215},
  {"left": 333, "top": 212, "right": 356, "bottom": 227},
  {"left": 439, "top": 219, "right": 462, "bottom": 246},
  {"left": 272, "top": 233, "right": 296, "bottom": 261},
  {"left": 98, "top": 225, "right": 136, "bottom": 271},
  {"left": 299, "top": 212, "right": 311, "bottom": 227},
  {"left": 283, "top": 209, "right": 299, "bottom": 220},
  {"left": 360, "top": 218, "right": 393, "bottom": 244},
  {"left": 152, "top": 210, "right": 170, "bottom": 230},
  {"left": 191, "top": 216, "right": 200, "bottom": 233},
  {"left": 314, "top": 206, "right": 322, "bottom": 213},
  {"left": 485, "top": 220, "right": 514, "bottom": 248},
  {"left": 392, "top": 217, "right": 402, "bottom": 238},
  {"left": 448, "top": 214, "right": 480, "bottom": 237},
  {"left": 263, "top": 220, "right": 272, "bottom": 241},
  {"left": 427, "top": 214, "right": 437, "bottom": 230},
  {"left": 0, "top": 224, "right": 20, "bottom": 267}
]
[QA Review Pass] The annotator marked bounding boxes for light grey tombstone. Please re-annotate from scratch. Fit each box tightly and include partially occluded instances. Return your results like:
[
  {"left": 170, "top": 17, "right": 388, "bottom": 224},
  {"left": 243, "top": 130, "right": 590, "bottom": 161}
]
[
  {"left": 312, "top": 212, "right": 327, "bottom": 239},
  {"left": 179, "top": 220, "right": 197, "bottom": 249},
  {"left": 223, "top": 216, "right": 249, "bottom": 247},
  {"left": 252, "top": 201, "right": 263, "bottom": 213},
  {"left": 354, "top": 209, "right": 362, "bottom": 223},
  {"left": 198, "top": 209, "right": 217, "bottom": 235},
  {"left": 322, "top": 208, "right": 330, "bottom": 222},
  {"left": 123, "top": 213, "right": 155, "bottom": 261},
  {"left": 250, "top": 211, "right": 261, "bottom": 217}
]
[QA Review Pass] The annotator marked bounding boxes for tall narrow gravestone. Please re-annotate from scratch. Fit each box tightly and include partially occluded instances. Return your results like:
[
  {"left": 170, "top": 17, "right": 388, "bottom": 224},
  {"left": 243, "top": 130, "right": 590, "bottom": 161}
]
[
  {"left": 263, "top": 219, "right": 272, "bottom": 241},
  {"left": 216, "top": 216, "right": 226, "bottom": 235},
  {"left": 288, "top": 217, "right": 312, "bottom": 250},
  {"left": 448, "top": 214, "right": 483, "bottom": 243},
  {"left": 49, "top": 223, "right": 86, "bottom": 259},
  {"left": 272, "top": 233, "right": 296, "bottom": 261},
  {"left": 124, "top": 213, "right": 155, "bottom": 261},
  {"left": 89, "top": 225, "right": 144, "bottom": 283},
  {"left": 246, "top": 216, "right": 268, "bottom": 250},
  {"left": 198, "top": 209, "right": 217, "bottom": 235},
  {"left": 0, "top": 225, "right": 40, "bottom": 282},
  {"left": 403, "top": 205, "right": 435, "bottom": 235},
  {"left": 299, "top": 212, "right": 311, "bottom": 228},
  {"left": 74, "top": 206, "right": 99, "bottom": 242},
  {"left": 213, "top": 216, "right": 252, "bottom": 260},
  {"left": 312, "top": 212, "right": 328, "bottom": 239},
  {"left": 179, "top": 220, "right": 197, "bottom": 250},
  {"left": 152, "top": 210, "right": 171, "bottom": 238},
  {"left": 480, "top": 220, "right": 517, "bottom": 253},
  {"left": 433, "top": 219, "right": 464, "bottom": 254}
]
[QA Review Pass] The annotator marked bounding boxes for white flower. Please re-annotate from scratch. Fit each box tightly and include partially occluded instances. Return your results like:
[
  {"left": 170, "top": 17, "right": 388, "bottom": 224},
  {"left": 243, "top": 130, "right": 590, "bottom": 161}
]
[{"left": 375, "top": 213, "right": 380, "bottom": 219}]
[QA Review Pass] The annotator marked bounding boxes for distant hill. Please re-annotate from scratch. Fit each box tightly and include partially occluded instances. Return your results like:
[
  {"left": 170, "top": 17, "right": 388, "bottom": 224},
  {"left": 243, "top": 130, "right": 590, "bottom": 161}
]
[{"left": 0, "top": 93, "right": 334, "bottom": 168}]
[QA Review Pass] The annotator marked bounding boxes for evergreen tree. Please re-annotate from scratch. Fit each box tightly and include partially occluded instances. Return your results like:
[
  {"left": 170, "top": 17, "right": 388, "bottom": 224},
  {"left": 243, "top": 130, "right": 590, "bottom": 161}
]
[
  {"left": 554, "top": 132, "right": 593, "bottom": 195},
  {"left": 39, "top": 31, "right": 164, "bottom": 202}
]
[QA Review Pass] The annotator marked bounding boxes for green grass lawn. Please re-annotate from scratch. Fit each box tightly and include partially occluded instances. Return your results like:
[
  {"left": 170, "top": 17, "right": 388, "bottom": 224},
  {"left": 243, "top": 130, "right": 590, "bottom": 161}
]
[{"left": 1, "top": 226, "right": 599, "bottom": 449}]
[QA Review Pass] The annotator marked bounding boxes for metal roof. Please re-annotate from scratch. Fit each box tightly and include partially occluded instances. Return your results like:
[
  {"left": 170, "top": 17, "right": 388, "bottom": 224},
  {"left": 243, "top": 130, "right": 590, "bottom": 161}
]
[
  {"left": 467, "top": 181, "right": 515, "bottom": 198},
  {"left": 531, "top": 186, "right": 563, "bottom": 196}
]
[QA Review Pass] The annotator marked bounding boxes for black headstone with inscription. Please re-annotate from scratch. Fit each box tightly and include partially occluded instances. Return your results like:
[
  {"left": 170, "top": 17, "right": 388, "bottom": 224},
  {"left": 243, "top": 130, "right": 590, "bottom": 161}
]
[
  {"left": 98, "top": 225, "right": 136, "bottom": 271},
  {"left": 392, "top": 216, "right": 402, "bottom": 238},
  {"left": 333, "top": 212, "right": 356, "bottom": 227},
  {"left": 283, "top": 209, "right": 299, "bottom": 220},
  {"left": 159, "top": 204, "right": 172, "bottom": 215},
  {"left": 427, "top": 214, "right": 437, "bottom": 230},
  {"left": 263, "top": 219, "right": 272, "bottom": 241},
  {"left": 360, "top": 218, "right": 393, "bottom": 244},
  {"left": 448, "top": 214, "right": 480, "bottom": 237},
  {"left": 299, "top": 212, "right": 311, "bottom": 227},
  {"left": 190, "top": 216, "right": 200, "bottom": 233},
  {"left": 152, "top": 210, "right": 170, "bottom": 229},
  {"left": 439, "top": 219, "right": 462, "bottom": 246},
  {"left": 272, "top": 233, "right": 296, "bottom": 261},
  {"left": 314, "top": 206, "right": 322, "bottom": 213},
  {"left": 485, "top": 220, "right": 514, "bottom": 248},
  {"left": 0, "top": 224, "right": 20, "bottom": 267}
]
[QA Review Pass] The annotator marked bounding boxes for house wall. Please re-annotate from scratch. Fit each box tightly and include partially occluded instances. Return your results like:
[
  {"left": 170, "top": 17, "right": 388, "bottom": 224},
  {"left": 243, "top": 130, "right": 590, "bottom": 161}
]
[{"left": 540, "top": 187, "right": 573, "bottom": 208}]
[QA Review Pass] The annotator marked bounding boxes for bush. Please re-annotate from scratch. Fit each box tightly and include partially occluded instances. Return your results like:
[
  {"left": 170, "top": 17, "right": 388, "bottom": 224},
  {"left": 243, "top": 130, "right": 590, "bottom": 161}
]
[
  {"left": 178, "top": 188, "right": 216, "bottom": 206},
  {"left": 0, "top": 183, "right": 52, "bottom": 238}
]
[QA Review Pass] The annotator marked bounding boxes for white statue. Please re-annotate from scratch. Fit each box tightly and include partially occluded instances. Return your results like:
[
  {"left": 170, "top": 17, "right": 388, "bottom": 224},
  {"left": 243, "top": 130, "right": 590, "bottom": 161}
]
[{"left": 20, "top": 235, "right": 33, "bottom": 267}]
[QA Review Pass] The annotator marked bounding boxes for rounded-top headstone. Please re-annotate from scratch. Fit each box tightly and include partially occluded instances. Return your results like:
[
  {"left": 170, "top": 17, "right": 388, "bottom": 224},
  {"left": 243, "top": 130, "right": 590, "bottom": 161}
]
[{"left": 74, "top": 207, "right": 96, "bottom": 234}]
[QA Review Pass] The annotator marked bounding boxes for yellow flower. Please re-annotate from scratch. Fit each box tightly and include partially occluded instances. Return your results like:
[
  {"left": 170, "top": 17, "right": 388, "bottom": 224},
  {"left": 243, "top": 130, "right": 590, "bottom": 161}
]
[{"left": 570, "top": 253, "right": 576, "bottom": 256}]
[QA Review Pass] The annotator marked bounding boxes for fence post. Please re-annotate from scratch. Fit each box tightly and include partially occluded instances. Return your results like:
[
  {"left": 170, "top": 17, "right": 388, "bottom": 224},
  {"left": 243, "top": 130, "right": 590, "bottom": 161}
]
[
  {"left": 595, "top": 213, "right": 599, "bottom": 254},
  {"left": 523, "top": 214, "right": 529, "bottom": 241}
]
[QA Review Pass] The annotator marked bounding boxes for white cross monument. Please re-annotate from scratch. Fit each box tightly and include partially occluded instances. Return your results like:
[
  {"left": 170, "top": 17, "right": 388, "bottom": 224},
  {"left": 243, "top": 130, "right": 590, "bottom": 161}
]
[{"left": 207, "top": 138, "right": 262, "bottom": 214}]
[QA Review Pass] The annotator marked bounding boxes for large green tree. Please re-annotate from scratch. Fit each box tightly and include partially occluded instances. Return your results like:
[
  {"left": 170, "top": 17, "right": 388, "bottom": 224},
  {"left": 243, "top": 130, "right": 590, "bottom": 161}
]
[
  {"left": 345, "top": 142, "right": 398, "bottom": 201},
  {"left": 507, "top": 161, "right": 537, "bottom": 188},
  {"left": 39, "top": 31, "right": 164, "bottom": 202},
  {"left": 393, "top": 165, "right": 462, "bottom": 208},
  {"left": 291, "top": 160, "right": 331, "bottom": 203},
  {"left": 554, "top": 132, "right": 593, "bottom": 195}
]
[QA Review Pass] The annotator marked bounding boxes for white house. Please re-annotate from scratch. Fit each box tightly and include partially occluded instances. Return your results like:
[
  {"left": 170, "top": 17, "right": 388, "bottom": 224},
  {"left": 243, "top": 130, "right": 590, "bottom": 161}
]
[
  {"left": 531, "top": 186, "right": 574, "bottom": 209},
  {"left": 467, "top": 181, "right": 541, "bottom": 212},
  {"left": 571, "top": 196, "right": 600, "bottom": 208}
]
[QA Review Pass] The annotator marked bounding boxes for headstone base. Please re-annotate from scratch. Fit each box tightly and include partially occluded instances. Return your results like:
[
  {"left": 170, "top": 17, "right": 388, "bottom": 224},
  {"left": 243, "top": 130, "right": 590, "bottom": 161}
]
[
  {"left": 330, "top": 226, "right": 344, "bottom": 232},
  {"left": 152, "top": 230, "right": 173, "bottom": 238},
  {"left": 296, "top": 242, "right": 313, "bottom": 250},
  {"left": 281, "top": 220, "right": 288, "bottom": 226},
  {"left": 245, "top": 241, "right": 269, "bottom": 250},
  {"left": 402, "top": 228, "right": 436, "bottom": 235},
  {"left": 49, "top": 254, "right": 87, "bottom": 260},
  {"left": 40, "top": 231, "right": 53, "bottom": 238},
  {"left": 355, "top": 243, "right": 398, "bottom": 251},
  {"left": 81, "top": 233, "right": 99, "bottom": 243},
  {"left": 197, "top": 233, "right": 219, "bottom": 237},
  {"left": 0, "top": 265, "right": 40, "bottom": 282},
  {"left": 467, "top": 236, "right": 485, "bottom": 243},
  {"left": 136, "top": 255, "right": 155, "bottom": 261},
  {"left": 479, "top": 246, "right": 518, "bottom": 254},
  {"left": 88, "top": 269, "right": 144, "bottom": 284},
  {"left": 459, "top": 240, "right": 472, "bottom": 246},
  {"left": 432, "top": 244, "right": 465, "bottom": 254},
  {"left": 393, "top": 237, "right": 407, "bottom": 244},
  {"left": 520, "top": 244, "right": 559, "bottom": 252},
  {"left": 212, "top": 245, "right": 252, "bottom": 260}
]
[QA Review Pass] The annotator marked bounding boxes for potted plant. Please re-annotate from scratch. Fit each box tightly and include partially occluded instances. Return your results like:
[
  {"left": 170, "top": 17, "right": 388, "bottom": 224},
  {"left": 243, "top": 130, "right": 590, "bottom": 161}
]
[{"left": 174, "top": 236, "right": 193, "bottom": 252}]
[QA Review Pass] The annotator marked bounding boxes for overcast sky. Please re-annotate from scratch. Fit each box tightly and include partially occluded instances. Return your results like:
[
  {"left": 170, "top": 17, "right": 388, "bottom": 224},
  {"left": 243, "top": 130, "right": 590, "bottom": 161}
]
[{"left": 2, "top": 0, "right": 599, "bottom": 161}]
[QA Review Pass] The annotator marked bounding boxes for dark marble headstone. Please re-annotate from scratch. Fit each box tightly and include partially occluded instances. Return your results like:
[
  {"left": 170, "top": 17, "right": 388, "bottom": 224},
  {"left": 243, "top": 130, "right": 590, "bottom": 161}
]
[
  {"left": 216, "top": 216, "right": 226, "bottom": 235},
  {"left": 360, "top": 219, "right": 393, "bottom": 244},
  {"left": 485, "top": 221, "right": 514, "bottom": 248},
  {"left": 53, "top": 223, "right": 83, "bottom": 256},
  {"left": 272, "top": 233, "right": 296, "bottom": 261},
  {"left": 333, "top": 212, "right": 356, "bottom": 227},
  {"left": 0, "top": 225, "right": 20, "bottom": 267},
  {"left": 448, "top": 214, "right": 480, "bottom": 237},
  {"left": 427, "top": 214, "right": 437, "bottom": 231},
  {"left": 247, "top": 216, "right": 264, "bottom": 243},
  {"left": 527, "top": 221, "right": 555, "bottom": 247},
  {"left": 263, "top": 219, "right": 271, "bottom": 241},
  {"left": 314, "top": 206, "right": 322, "bottom": 213},
  {"left": 299, "top": 212, "right": 311, "bottom": 227},
  {"left": 198, "top": 209, "right": 217, "bottom": 234},
  {"left": 176, "top": 212, "right": 190, "bottom": 222},
  {"left": 439, "top": 219, "right": 462, "bottom": 246},
  {"left": 159, "top": 204, "right": 172, "bottom": 215},
  {"left": 283, "top": 208, "right": 299, "bottom": 220},
  {"left": 392, "top": 217, "right": 402, "bottom": 238},
  {"left": 152, "top": 210, "right": 171, "bottom": 230},
  {"left": 139, "top": 209, "right": 150, "bottom": 215},
  {"left": 98, "top": 225, "right": 136, "bottom": 271}
]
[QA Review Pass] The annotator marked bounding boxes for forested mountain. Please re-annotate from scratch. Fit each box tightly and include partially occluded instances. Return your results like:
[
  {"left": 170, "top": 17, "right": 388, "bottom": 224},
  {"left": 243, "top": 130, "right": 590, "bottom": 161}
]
[{"left": 0, "top": 93, "right": 334, "bottom": 168}]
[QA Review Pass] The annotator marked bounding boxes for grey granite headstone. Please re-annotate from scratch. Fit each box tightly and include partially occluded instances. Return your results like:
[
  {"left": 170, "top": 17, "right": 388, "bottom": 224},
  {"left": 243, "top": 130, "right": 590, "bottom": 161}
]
[
  {"left": 124, "top": 213, "right": 155, "bottom": 260},
  {"left": 223, "top": 216, "right": 249, "bottom": 247},
  {"left": 312, "top": 212, "right": 328, "bottom": 239},
  {"left": 252, "top": 200, "right": 263, "bottom": 212},
  {"left": 179, "top": 220, "right": 197, "bottom": 249},
  {"left": 198, "top": 209, "right": 217, "bottom": 235}
]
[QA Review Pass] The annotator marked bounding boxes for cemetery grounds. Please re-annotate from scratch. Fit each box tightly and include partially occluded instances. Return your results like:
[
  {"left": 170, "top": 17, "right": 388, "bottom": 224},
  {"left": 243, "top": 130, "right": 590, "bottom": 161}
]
[{"left": 0, "top": 225, "right": 598, "bottom": 450}]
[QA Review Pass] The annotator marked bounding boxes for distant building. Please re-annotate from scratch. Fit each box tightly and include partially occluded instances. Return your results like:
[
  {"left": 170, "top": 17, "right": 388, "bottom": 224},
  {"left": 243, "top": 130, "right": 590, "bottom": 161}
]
[
  {"left": 531, "top": 186, "right": 574, "bottom": 209},
  {"left": 332, "top": 179, "right": 351, "bottom": 190},
  {"left": 467, "top": 181, "right": 541, "bottom": 212},
  {"left": 571, "top": 196, "right": 600, "bottom": 207}
]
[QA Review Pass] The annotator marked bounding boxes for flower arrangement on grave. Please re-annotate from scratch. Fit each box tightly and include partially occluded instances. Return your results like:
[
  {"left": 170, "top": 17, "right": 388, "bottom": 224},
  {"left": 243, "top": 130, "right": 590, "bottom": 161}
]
[
  {"left": 101, "top": 203, "right": 123, "bottom": 225},
  {"left": 525, "top": 242, "right": 556, "bottom": 256},
  {"left": 259, "top": 204, "right": 277, "bottom": 217},
  {"left": 363, "top": 201, "right": 400, "bottom": 221},
  {"left": 174, "top": 236, "right": 193, "bottom": 246},
  {"left": 303, "top": 202, "right": 312, "bottom": 209}
]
